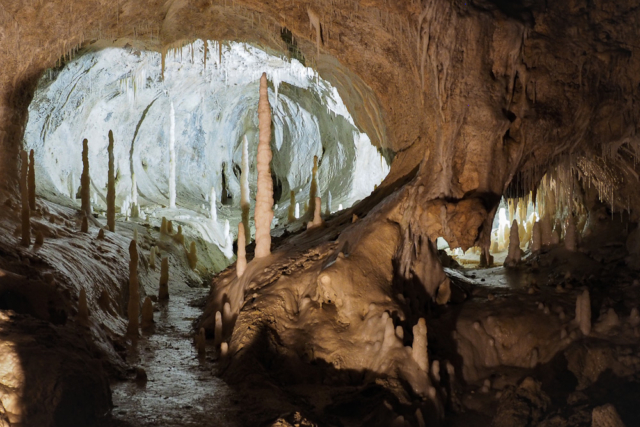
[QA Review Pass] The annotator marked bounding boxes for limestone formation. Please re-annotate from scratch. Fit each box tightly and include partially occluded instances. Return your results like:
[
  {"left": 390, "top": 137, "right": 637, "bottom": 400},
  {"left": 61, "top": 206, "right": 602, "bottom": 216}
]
[
  {"left": 158, "top": 257, "right": 169, "bottom": 300},
  {"left": 34, "top": 231, "right": 44, "bottom": 246},
  {"left": 187, "top": 241, "right": 197, "bottom": 270},
  {"left": 169, "top": 101, "right": 176, "bottom": 209},
  {"left": 504, "top": 220, "right": 521, "bottom": 267},
  {"left": 97, "top": 228, "right": 105, "bottom": 240},
  {"left": 160, "top": 217, "right": 168, "bottom": 234},
  {"left": 127, "top": 240, "right": 140, "bottom": 336},
  {"left": 254, "top": 72, "right": 274, "bottom": 259},
  {"left": 81, "top": 138, "right": 91, "bottom": 217},
  {"left": 195, "top": 328, "right": 206, "bottom": 355},
  {"left": 308, "top": 155, "right": 318, "bottom": 215},
  {"left": 210, "top": 187, "right": 217, "bottom": 222},
  {"left": 565, "top": 214, "right": 577, "bottom": 251},
  {"left": 81, "top": 215, "right": 88, "bottom": 233},
  {"left": 149, "top": 246, "right": 156, "bottom": 269},
  {"left": 237, "top": 222, "right": 247, "bottom": 278},
  {"left": 412, "top": 318, "right": 428, "bottom": 372},
  {"left": 531, "top": 221, "right": 542, "bottom": 253},
  {"left": 107, "top": 130, "right": 116, "bottom": 232},
  {"left": 288, "top": 191, "right": 296, "bottom": 223},
  {"left": 28, "top": 149, "right": 36, "bottom": 211},
  {"left": 240, "top": 135, "right": 250, "bottom": 245},
  {"left": 78, "top": 288, "right": 89, "bottom": 325},
  {"left": 214, "top": 311, "right": 223, "bottom": 347},
  {"left": 575, "top": 290, "right": 591, "bottom": 336},
  {"left": 20, "top": 150, "right": 30, "bottom": 246}
]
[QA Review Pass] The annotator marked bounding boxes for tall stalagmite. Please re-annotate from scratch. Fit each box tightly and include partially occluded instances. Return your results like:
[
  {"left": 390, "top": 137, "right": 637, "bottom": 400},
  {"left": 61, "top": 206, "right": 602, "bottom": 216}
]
[
  {"left": 288, "top": 191, "right": 296, "bottom": 223},
  {"left": 141, "top": 297, "right": 154, "bottom": 329},
  {"left": 20, "top": 150, "right": 30, "bottom": 246},
  {"left": 107, "top": 130, "right": 116, "bottom": 232},
  {"left": 308, "top": 155, "right": 318, "bottom": 215},
  {"left": 254, "top": 72, "right": 274, "bottom": 258},
  {"left": 565, "top": 214, "right": 577, "bottom": 251},
  {"left": 127, "top": 240, "right": 140, "bottom": 336},
  {"left": 237, "top": 222, "right": 247, "bottom": 277},
  {"left": 81, "top": 138, "right": 91, "bottom": 217},
  {"left": 240, "top": 135, "right": 250, "bottom": 245},
  {"left": 169, "top": 101, "right": 177, "bottom": 209},
  {"left": 504, "top": 220, "right": 521, "bottom": 267},
  {"left": 28, "top": 149, "right": 36, "bottom": 211}
]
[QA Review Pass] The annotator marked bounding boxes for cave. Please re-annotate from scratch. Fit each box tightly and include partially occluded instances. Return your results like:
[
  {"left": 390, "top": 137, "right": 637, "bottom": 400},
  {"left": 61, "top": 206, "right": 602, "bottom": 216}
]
[{"left": 1, "top": 1, "right": 640, "bottom": 426}]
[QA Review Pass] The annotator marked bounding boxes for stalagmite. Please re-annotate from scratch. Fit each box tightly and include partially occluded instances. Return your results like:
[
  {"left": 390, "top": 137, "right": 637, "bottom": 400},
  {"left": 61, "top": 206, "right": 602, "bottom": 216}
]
[
  {"left": 187, "top": 241, "right": 198, "bottom": 269},
  {"left": 97, "top": 228, "right": 105, "bottom": 240},
  {"left": 127, "top": 240, "right": 140, "bottom": 336},
  {"left": 20, "top": 150, "right": 30, "bottom": 246},
  {"left": 141, "top": 296, "right": 154, "bottom": 329},
  {"left": 35, "top": 231, "right": 44, "bottom": 246},
  {"left": 130, "top": 173, "right": 138, "bottom": 218},
  {"left": 325, "top": 191, "right": 332, "bottom": 215},
  {"left": 150, "top": 246, "right": 156, "bottom": 269},
  {"left": 214, "top": 311, "right": 223, "bottom": 346},
  {"left": 81, "top": 139, "right": 91, "bottom": 217},
  {"left": 308, "top": 196, "right": 324, "bottom": 229},
  {"left": 295, "top": 203, "right": 300, "bottom": 219},
  {"left": 436, "top": 279, "right": 451, "bottom": 305},
  {"left": 81, "top": 215, "right": 88, "bottom": 233},
  {"left": 308, "top": 155, "right": 319, "bottom": 215},
  {"left": 133, "top": 229, "right": 138, "bottom": 242},
  {"left": 288, "top": 191, "right": 296, "bottom": 223},
  {"left": 531, "top": 221, "right": 542, "bottom": 252},
  {"left": 210, "top": 187, "right": 217, "bottom": 221},
  {"left": 167, "top": 220, "right": 174, "bottom": 234},
  {"left": 169, "top": 102, "right": 177, "bottom": 209},
  {"left": 220, "top": 342, "right": 229, "bottom": 358},
  {"left": 237, "top": 222, "right": 247, "bottom": 277},
  {"left": 240, "top": 135, "right": 250, "bottom": 245},
  {"left": 565, "top": 214, "right": 577, "bottom": 251},
  {"left": 161, "top": 217, "right": 168, "bottom": 234},
  {"left": 575, "top": 290, "right": 591, "bottom": 336},
  {"left": 78, "top": 288, "right": 89, "bottom": 325},
  {"left": 254, "top": 73, "right": 274, "bottom": 259},
  {"left": 28, "top": 149, "right": 36, "bottom": 211},
  {"left": 175, "top": 225, "right": 185, "bottom": 244},
  {"left": 504, "top": 220, "right": 521, "bottom": 267},
  {"left": 107, "top": 130, "right": 116, "bottom": 232},
  {"left": 196, "top": 328, "right": 206, "bottom": 355},
  {"left": 159, "top": 257, "right": 169, "bottom": 300},
  {"left": 541, "top": 214, "right": 553, "bottom": 246},
  {"left": 412, "top": 318, "right": 429, "bottom": 372}
]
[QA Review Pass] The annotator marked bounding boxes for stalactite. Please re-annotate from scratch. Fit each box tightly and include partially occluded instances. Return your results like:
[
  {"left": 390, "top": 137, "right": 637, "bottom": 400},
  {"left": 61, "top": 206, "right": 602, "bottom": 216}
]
[
  {"left": 308, "top": 155, "right": 318, "bottom": 215},
  {"left": 237, "top": 222, "right": 247, "bottom": 277},
  {"left": 107, "top": 130, "right": 116, "bottom": 232},
  {"left": 28, "top": 149, "right": 36, "bottom": 211},
  {"left": 187, "top": 241, "right": 198, "bottom": 269},
  {"left": 127, "top": 240, "right": 140, "bottom": 336},
  {"left": 288, "top": 191, "right": 296, "bottom": 223},
  {"left": 240, "top": 135, "right": 251, "bottom": 245},
  {"left": 20, "top": 150, "right": 30, "bottom": 247},
  {"left": 141, "top": 296, "right": 154, "bottom": 329},
  {"left": 159, "top": 257, "right": 169, "bottom": 300},
  {"left": 254, "top": 73, "right": 274, "bottom": 259},
  {"left": 169, "top": 102, "right": 177, "bottom": 209},
  {"left": 81, "top": 139, "right": 91, "bottom": 217}
]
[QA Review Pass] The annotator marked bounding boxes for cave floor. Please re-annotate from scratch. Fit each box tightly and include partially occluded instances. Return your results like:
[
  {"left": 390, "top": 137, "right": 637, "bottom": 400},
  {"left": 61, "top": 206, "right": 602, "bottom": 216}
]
[{"left": 95, "top": 287, "right": 242, "bottom": 427}]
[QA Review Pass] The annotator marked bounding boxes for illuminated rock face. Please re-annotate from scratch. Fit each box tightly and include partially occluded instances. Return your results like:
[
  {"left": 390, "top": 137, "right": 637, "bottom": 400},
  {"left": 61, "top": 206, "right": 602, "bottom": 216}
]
[{"left": 23, "top": 41, "right": 388, "bottom": 224}]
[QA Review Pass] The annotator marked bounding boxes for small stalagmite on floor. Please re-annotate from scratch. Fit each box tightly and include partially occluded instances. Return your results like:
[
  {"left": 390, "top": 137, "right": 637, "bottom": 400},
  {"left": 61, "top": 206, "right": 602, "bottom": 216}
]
[
  {"left": 35, "top": 231, "right": 44, "bottom": 246},
  {"left": 28, "top": 149, "right": 36, "bottom": 211},
  {"left": 187, "top": 241, "right": 197, "bottom": 269},
  {"left": 214, "top": 311, "right": 223, "bottom": 347},
  {"left": 195, "top": 328, "right": 206, "bottom": 355},
  {"left": 504, "top": 220, "right": 521, "bottom": 267},
  {"left": 81, "top": 138, "right": 91, "bottom": 217},
  {"left": 97, "top": 228, "right": 105, "bottom": 240},
  {"left": 288, "top": 191, "right": 296, "bottom": 223},
  {"left": 81, "top": 215, "right": 88, "bottom": 233},
  {"left": 127, "top": 240, "right": 140, "bottom": 336},
  {"left": 307, "top": 196, "right": 323, "bottom": 229},
  {"left": 158, "top": 257, "right": 169, "bottom": 300},
  {"left": 141, "top": 297, "right": 153, "bottom": 329},
  {"left": 412, "top": 318, "right": 429, "bottom": 372}
]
